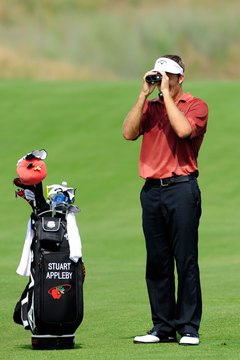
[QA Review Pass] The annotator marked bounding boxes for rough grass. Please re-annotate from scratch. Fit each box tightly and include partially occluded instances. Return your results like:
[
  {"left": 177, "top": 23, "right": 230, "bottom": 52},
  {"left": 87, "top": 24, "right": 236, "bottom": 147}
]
[
  {"left": 0, "top": 0, "right": 239, "bottom": 80},
  {"left": 0, "top": 80, "right": 239, "bottom": 360}
]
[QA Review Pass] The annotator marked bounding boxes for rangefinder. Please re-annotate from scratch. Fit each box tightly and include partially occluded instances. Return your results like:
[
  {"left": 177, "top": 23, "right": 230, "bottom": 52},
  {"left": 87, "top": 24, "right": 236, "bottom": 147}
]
[{"left": 145, "top": 73, "right": 162, "bottom": 84}]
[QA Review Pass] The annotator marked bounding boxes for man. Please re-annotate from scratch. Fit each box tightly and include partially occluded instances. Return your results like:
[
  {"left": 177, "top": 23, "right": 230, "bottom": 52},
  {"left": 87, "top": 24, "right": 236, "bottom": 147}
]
[{"left": 122, "top": 55, "right": 208, "bottom": 346}]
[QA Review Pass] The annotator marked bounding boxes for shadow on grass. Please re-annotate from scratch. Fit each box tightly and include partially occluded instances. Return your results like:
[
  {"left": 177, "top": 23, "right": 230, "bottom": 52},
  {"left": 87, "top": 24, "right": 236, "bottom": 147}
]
[{"left": 15, "top": 343, "right": 83, "bottom": 350}]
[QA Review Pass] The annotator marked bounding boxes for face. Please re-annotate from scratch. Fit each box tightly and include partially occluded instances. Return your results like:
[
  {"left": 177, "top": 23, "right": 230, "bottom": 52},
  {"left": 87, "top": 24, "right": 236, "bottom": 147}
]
[{"left": 158, "top": 73, "right": 184, "bottom": 99}]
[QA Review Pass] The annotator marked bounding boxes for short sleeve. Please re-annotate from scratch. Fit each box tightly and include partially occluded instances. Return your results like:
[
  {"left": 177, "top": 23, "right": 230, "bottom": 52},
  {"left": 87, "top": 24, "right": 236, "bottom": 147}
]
[{"left": 187, "top": 99, "right": 208, "bottom": 139}]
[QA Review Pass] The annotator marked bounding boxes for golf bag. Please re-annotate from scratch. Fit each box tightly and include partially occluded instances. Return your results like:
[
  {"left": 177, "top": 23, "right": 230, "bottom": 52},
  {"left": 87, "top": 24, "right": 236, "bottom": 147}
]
[{"left": 13, "top": 150, "right": 84, "bottom": 350}]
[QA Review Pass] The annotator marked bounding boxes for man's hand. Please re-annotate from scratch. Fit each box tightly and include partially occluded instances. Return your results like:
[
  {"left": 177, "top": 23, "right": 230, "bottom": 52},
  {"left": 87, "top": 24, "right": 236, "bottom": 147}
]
[
  {"left": 159, "top": 71, "right": 170, "bottom": 96},
  {"left": 142, "top": 71, "right": 159, "bottom": 97}
]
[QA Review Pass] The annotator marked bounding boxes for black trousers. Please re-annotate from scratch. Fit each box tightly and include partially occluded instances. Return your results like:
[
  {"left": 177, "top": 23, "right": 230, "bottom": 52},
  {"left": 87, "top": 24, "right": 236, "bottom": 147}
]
[{"left": 140, "top": 177, "right": 202, "bottom": 336}]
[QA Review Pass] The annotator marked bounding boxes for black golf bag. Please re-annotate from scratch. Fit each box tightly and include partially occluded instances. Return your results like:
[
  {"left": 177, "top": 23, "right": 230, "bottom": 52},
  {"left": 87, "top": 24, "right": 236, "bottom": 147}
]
[
  {"left": 13, "top": 152, "right": 84, "bottom": 350},
  {"left": 14, "top": 212, "right": 84, "bottom": 349}
]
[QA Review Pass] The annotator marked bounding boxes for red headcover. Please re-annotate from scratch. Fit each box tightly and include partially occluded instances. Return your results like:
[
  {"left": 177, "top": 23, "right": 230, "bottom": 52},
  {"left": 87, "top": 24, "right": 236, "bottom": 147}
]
[{"left": 17, "top": 158, "right": 47, "bottom": 185}]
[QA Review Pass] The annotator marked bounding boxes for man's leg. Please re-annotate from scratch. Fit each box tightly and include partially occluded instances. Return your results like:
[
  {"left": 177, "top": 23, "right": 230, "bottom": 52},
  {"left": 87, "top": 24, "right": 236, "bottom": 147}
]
[
  {"left": 162, "top": 179, "right": 202, "bottom": 336},
  {"left": 140, "top": 184, "right": 176, "bottom": 336}
]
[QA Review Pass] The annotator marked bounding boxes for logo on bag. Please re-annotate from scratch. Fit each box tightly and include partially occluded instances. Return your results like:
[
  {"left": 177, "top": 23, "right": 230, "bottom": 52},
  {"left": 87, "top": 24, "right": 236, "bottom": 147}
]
[
  {"left": 48, "top": 284, "right": 72, "bottom": 299},
  {"left": 46, "top": 221, "right": 56, "bottom": 229}
]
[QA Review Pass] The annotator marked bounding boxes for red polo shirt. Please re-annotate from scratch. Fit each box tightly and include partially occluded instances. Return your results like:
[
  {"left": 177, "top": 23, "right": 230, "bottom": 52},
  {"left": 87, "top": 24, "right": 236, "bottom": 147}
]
[{"left": 138, "top": 92, "right": 208, "bottom": 179}]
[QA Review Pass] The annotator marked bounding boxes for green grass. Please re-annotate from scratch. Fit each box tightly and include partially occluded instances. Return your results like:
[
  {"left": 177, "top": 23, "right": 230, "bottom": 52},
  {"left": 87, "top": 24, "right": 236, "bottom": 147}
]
[{"left": 0, "top": 80, "right": 239, "bottom": 360}]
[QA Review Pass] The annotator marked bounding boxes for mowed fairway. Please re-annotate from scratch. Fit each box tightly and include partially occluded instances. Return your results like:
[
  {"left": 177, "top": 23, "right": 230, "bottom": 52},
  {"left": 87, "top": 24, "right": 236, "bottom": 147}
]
[{"left": 0, "top": 80, "right": 239, "bottom": 360}]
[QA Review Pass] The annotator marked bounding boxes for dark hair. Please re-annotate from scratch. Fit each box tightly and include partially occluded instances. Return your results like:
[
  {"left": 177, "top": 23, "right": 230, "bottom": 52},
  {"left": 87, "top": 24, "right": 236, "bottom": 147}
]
[{"left": 162, "top": 54, "right": 185, "bottom": 73}]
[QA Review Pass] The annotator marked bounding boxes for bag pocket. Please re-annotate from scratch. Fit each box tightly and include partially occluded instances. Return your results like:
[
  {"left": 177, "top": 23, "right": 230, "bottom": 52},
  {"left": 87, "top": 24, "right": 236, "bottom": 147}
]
[{"left": 35, "top": 217, "right": 65, "bottom": 244}]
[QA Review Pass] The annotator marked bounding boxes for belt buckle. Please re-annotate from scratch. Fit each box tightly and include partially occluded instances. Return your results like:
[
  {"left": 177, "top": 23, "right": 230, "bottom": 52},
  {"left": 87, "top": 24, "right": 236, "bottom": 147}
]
[{"left": 160, "top": 179, "right": 170, "bottom": 187}]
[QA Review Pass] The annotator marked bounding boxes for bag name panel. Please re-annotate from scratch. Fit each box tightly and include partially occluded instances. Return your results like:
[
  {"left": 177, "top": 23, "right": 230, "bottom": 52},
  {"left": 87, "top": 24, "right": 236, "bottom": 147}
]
[
  {"left": 38, "top": 252, "right": 80, "bottom": 325},
  {"left": 46, "top": 262, "right": 72, "bottom": 279}
]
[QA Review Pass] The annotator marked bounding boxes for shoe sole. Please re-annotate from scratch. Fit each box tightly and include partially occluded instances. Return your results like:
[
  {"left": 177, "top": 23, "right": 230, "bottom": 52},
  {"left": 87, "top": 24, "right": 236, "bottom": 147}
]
[
  {"left": 134, "top": 338, "right": 177, "bottom": 344},
  {"left": 179, "top": 340, "right": 199, "bottom": 346}
]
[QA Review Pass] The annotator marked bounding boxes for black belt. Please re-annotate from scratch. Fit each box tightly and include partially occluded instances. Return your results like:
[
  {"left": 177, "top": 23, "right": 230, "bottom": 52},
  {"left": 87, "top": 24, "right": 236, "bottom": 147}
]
[{"left": 146, "top": 175, "right": 195, "bottom": 187}]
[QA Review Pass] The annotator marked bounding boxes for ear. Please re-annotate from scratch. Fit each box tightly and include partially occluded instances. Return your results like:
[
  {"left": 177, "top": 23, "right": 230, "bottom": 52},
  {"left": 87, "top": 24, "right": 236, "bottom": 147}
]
[{"left": 179, "top": 75, "right": 184, "bottom": 85}]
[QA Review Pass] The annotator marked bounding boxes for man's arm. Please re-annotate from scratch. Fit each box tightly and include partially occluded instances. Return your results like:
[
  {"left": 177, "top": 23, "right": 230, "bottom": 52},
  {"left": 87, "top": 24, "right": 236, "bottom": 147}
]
[
  {"left": 164, "top": 94, "right": 192, "bottom": 138},
  {"left": 122, "top": 92, "right": 147, "bottom": 140},
  {"left": 161, "top": 72, "right": 192, "bottom": 139}
]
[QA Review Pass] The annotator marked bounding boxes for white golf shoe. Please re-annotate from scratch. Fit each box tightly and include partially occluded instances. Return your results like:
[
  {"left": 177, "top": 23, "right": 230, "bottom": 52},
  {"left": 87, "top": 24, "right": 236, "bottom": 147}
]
[
  {"left": 134, "top": 331, "right": 177, "bottom": 344},
  {"left": 134, "top": 334, "right": 160, "bottom": 344},
  {"left": 179, "top": 333, "right": 199, "bottom": 345}
]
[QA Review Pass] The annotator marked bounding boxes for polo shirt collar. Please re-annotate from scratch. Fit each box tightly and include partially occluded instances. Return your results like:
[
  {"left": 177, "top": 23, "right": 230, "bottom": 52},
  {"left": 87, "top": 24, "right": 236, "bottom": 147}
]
[
  {"left": 157, "top": 92, "right": 194, "bottom": 105},
  {"left": 177, "top": 92, "right": 194, "bottom": 103}
]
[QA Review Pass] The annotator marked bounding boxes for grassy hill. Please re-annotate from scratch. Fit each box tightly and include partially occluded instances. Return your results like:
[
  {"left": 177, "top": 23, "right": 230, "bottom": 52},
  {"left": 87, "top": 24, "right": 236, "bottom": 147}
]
[{"left": 0, "top": 0, "right": 239, "bottom": 80}]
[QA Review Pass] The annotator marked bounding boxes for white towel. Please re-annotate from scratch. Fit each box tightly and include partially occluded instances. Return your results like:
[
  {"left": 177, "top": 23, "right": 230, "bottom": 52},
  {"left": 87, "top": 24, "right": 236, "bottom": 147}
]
[
  {"left": 16, "top": 219, "right": 34, "bottom": 276},
  {"left": 67, "top": 212, "right": 82, "bottom": 262}
]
